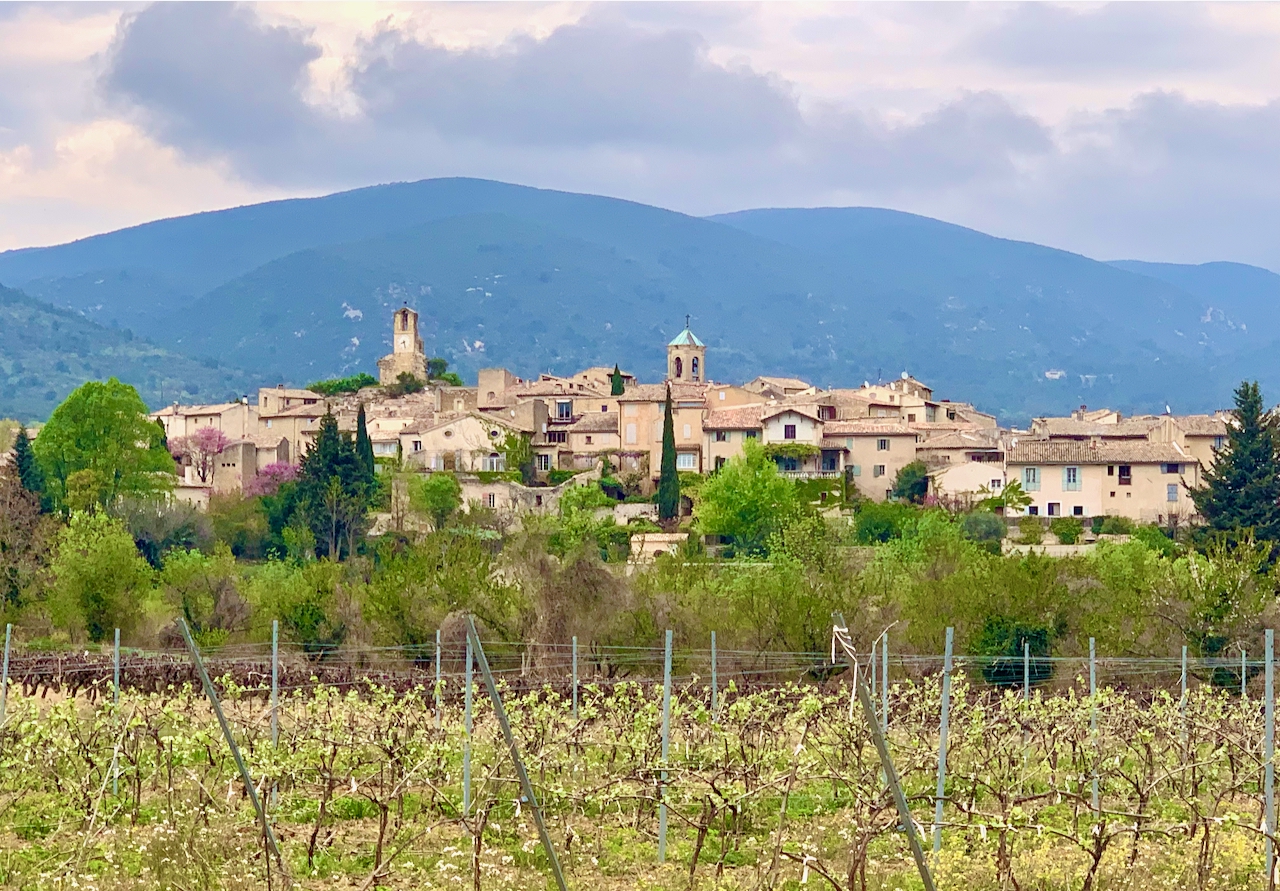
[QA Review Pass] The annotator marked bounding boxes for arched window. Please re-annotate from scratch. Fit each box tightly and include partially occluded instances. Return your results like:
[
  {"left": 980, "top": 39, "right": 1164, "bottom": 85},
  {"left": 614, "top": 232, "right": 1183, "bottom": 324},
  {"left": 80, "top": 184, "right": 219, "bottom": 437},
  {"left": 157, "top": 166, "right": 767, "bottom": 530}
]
[
  {"left": 691, "top": 357, "right": 700, "bottom": 380},
  {"left": 674, "top": 357, "right": 683, "bottom": 378}
]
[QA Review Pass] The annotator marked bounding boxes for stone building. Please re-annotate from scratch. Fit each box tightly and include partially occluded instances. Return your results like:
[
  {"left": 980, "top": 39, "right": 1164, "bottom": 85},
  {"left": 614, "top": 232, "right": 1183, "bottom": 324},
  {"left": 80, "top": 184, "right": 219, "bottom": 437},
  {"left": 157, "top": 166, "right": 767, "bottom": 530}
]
[{"left": 377, "top": 306, "right": 427, "bottom": 385}]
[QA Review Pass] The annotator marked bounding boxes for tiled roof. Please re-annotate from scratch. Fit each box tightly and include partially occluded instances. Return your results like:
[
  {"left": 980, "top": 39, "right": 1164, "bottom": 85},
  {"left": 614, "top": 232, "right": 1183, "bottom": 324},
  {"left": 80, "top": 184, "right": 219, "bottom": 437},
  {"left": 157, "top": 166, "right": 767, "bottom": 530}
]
[
  {"left": 1174, "top": 415, "right": 1229, "bottom": 436},
  {"left": 761, "top": 404, "right": 822, "bottom": 422},
  {"left": 823, "top": 420, "right": 914, "bottom": 436},
  {"left": 704, "top": 405, "right": 766, "bottom": 430},
  {"left": 616, "top": 382, "right": 709, "bottom": 403},
  {"left": 510, "top": 380, "right": 607, "bottom": 398},
  {"left": 1006, "top": 439, "right": 1191, "bottom": 465},
  {"left": 915, "top": 429, "right": 1004, "bottom": 451},
  {"left": 569, "top": 413, "right": 619, "bottom": 433},
  {"left": 1031, "top": 416, "right": 1162, "bottom": 438}
]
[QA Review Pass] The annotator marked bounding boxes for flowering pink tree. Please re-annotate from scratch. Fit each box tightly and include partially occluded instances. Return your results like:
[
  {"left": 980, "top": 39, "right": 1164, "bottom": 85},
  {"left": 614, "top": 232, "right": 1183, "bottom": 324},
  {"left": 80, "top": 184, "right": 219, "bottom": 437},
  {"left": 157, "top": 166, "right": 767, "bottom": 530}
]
[
  {"left": 245, "top": 461, "right": 298, "bottom": 498},
  {"left": 169, "top": 426, "right": 230, "bottom": 484}
]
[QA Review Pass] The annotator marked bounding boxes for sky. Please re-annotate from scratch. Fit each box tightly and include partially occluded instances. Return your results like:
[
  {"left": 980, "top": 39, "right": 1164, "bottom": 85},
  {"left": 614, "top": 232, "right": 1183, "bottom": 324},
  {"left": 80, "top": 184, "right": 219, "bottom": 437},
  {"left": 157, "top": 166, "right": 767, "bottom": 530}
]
[{"left": 4, "top": 2, "right": 1280, "bottom": 270}]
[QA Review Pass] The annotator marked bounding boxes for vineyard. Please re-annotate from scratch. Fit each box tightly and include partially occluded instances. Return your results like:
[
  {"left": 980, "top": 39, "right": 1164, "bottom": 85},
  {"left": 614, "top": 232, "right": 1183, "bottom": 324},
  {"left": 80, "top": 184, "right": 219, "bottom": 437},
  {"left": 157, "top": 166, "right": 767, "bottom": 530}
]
[{"left": 0, "top": 638, "right": 1277, "bottom": 890}]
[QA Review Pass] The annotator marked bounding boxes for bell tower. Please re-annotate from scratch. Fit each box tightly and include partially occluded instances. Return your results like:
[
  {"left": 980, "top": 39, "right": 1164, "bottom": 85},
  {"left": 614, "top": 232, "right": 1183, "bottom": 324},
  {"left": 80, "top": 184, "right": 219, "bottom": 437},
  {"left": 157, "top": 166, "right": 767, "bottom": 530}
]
[
  {"left": 377, "top": 305, "right": 428, "bottom": 385},
  {"left": 666, "top": 316, "right": 706, "bottom": 383}
]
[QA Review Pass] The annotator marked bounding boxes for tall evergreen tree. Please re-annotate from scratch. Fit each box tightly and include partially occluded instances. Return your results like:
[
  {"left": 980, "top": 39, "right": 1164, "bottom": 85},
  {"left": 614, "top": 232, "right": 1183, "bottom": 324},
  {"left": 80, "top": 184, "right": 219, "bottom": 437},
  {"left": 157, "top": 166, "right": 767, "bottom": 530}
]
[
  {"left": 610, "top": 364, "right": 625, "bottom": 396},
  {"left": 1191, "top": 381, "right": 1280, "bottom": 541},
  {"left": 657, "top": 384, "right": 680, "bottom": 522},
  {"left": 11, "top": 426, "right": 46, "bottom": 510},
  {"left": 355, "top": 403, "right": 375, "bottom": 475},
  {"left": 294, "top": 412, "right": 373, "bottom": 558}
]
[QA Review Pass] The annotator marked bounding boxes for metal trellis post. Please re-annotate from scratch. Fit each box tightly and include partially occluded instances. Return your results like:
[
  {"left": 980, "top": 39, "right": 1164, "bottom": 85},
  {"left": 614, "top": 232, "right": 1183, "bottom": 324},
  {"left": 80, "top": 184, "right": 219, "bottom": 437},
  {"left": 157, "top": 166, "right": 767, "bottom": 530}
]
[
  {"left": 1181, "top": 644, "right": 1189, "bottom": 748},
  {"left": 932, "top": 627, "right": 954, "bottom": 854},
  {"left": 881, "top": 632, "right": 889, "bottom": 732},
  {"left": 270, "top": 619, "right": 279, "bottom": 808},
  {"left": 572, "top": 635, "right": 579, "bottom": 720},
  {"left": 833, "top": 614, "right": 936, "bottom": 891},
  {"left": 464, "top": 617, "right": 568, "bottom": 891},
  {"left": 0, "top": 623, "right": 11, "bottom": 725},
  {"left": 1023, "top": 638, "right": 1030, "bottom": 702},
  {"left": 177, "top": 618, "right": 290, "bottom": 884},
  {"left": 113, "top": 628, "right": 120, "bottom": 797},
  {"left": 464, "top": 634, "right": 473, "bottom": 816},
  {"left": 434, "top": 628, "right": 442, "bottom": 729},
  {"left": 1267, "top": 629, "right": 1275, "bottom": 888},
  {"left": 1090, "top": 637, "right": 1099, "bottom": 814},
  {"left": 658, "top": 629, "right": 673, "bottom": 862},
  {"left": 710, "top": 630, "right": 718, "bottom": 720}
]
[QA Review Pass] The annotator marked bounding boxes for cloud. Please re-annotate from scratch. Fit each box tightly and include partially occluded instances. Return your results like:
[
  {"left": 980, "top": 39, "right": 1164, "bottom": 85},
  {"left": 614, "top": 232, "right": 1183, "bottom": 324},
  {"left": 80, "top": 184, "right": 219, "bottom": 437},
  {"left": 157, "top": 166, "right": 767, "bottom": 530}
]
[
  {"left": 102, "top": 3, "right": 322, "bottom": 159},
  {"left": 964, "top": 3, "right": 1263, "bottom": 78}
]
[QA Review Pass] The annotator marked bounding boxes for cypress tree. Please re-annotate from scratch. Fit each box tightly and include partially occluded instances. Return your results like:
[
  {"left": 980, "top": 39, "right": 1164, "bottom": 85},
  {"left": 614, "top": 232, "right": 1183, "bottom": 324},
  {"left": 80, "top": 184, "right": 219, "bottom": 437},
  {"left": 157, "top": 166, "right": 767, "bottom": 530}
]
[
  {"left": 355, "top": 403, "right": 375, "bottom": 475},
  {"left": 11, "top": 426, "right": 47, "bottom": 510},
  {"left": 610, "top": 364, "right": 625, "bottom": 396},
  {"left": 657, "top": 384, "right": 680, "bottom": 522},
  {"left": 1191, "top": 381, "right": 1280, "bottom": 541},
  {"left": 294, "top": 412, "right": 371, "bottom": 558}
]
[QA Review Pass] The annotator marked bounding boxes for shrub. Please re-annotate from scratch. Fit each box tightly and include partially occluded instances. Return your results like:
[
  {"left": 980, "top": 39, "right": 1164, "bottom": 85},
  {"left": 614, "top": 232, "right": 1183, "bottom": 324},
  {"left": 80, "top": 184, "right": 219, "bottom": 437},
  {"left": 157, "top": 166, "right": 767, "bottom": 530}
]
[
  {"left": 384, "top": 372, "right": 425, "bottom": 397},
  {"left": 48, "top": 511, "right": 154, "bottom": 643},
  {"left": 1134, "top": 523, "right": 1178, "bottom": 557},
  {"left": 1018, "top": 518, "right": 1044, "bottom": 544},
  {"left": 1049, "top": 517, "right": 1083, "bottom": 545},
  {"left": 961, "top": 511, "right": 1005, "bottom": 554},
  {"left": 974, "top": 616, "right": 1054, "bottom": 687},
  {"left": 854, "top": 500, "right": 917, "bottom": 544},
  {"left": 307, "top": 373, "right": 377, "bottom": 396},
  {"left": 1099, "top": 516, "right": 1136, "bottom": 535}
]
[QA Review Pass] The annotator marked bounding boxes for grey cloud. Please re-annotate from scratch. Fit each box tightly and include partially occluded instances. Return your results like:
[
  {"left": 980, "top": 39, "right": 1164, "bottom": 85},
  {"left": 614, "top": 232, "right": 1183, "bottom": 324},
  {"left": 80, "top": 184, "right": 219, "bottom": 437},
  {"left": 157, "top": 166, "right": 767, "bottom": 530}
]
[
  {"left": 965, "top": 3, "right": 1262, "bottom": 77},
  {"left": 351, "top": 14, "right": 801, "bottom": 149},
  {"left": 102, "top": 2, "right": 321, "bottom": 157}
]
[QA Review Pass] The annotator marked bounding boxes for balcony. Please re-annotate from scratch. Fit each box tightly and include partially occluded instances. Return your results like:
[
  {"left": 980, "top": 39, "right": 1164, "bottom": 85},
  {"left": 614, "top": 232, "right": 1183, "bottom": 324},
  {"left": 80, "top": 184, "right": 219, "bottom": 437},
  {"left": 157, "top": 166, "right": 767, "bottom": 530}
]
[{"left": 779, "top": 470, "right": 842, "bottom": 480}]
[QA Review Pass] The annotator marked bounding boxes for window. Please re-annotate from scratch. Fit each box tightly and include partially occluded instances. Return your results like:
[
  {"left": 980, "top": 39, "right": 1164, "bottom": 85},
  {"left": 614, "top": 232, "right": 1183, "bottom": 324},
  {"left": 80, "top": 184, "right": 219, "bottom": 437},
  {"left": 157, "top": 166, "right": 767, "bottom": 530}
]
[
  {"left": 1107, "top": 465, "right": 1115, "bottom": 476},
  {"left": 714, "top": 431, "right": 728, "bottom": 442},
  {"left": 1023, "top": 467, "right": 1040, "bottom": 491},
  {"left": 719, "top": 391, "right": 725, "bottom": 401},
  {"left": 907, "top": 413, "right": 916, "bottom": 422},
  {"left": 990, "top": 479, "right": 1003, "bottom": 489},
  {"left": 683, "top": 423, "right": 692, "bottom": 440},
  {"left": 412, "top": 440, "right": 422, "bottom": 452},
  {"left": 265, "top": 419, "right": 272, "bottom": 429},
  {"left": 784, "top": 424, "right": 797, "bottom": 440},
  {"left": 849, "top": 465, "right": 862, "bottom": 477},
  {"left": 744, "top": 431, "right": 758, "bottom": 440},
  {"left": 1048, "top": 502, "right": 1060, "bottom": 516},
  {"left": 1073, "top": 505, "right": 1084, "bottom": 516},
  {"left": 486, "top": 493, "right": 497, "bottom": 508},
  {"left": 547, "top": 431, "right": 567, "bottom": 444},
  {"left": 677, "top": 453, "right": 697, "bottom": 470},
  {"left": 624, "top": 403, "right": 638, "bottom": 417},
  {"left": 1028, "top": 506, "right": 1039, "bottom": 516},
  {"left": 556, "top": 401, "right": 572, "bottom": 420},
  {"left": 482, "top": 453, "right": 505, "bottom": 472},
  {"left": 1214, "top": 435, "right": 1226, "bottom": 449},
  {"left": 821, "top": 452, "right": 840, "bottom": 472},
  {"left": 536, "top": 454, "right": 551, "bottom": 471},
  {"left": 601, "top": 404, "right": 608, "bottom": 412},
  {"left": 691, "top": 357, "right": 700, "bottom": 381},
  {"left": 714, "top": 456, "right": 726, "bottom": 470},
  {"left": 946, "top": 409, "right": 957, "bottom": 421},
  {"left": 779, "top": 457, "right": 799, "bottom": 471},
  {"left": 1118, "top": 465, "right": 1132, "bottom": 485},
  {"left": 1063, "top": 466, "right": 1081, "bottom": 491},
  {"left": 873, "top": 464, "right": 886, "bottom": 478},
  {"left": 674, "top": 357, "right": 683, "bottom": 378},
  {"left": 585, "top": 435, "right": 593, "bottom": 445},
  {"left": 1163, "top": 463, "right": 1180, "bottom": 474},
  {"left": 819, "top": 405, "right": 836, "bottom": 420},
  {"left": 535, "top": 495, "right": 543, "bottom": 507},
  {"left": 877, "top": 438, "right": 889, "bottom": 451},
  {"left": 1167, "top": 483, "right": 1179, "bottom": 503},
  {"left": 625, "top": 423, "right": 637, "bottom": 444}
]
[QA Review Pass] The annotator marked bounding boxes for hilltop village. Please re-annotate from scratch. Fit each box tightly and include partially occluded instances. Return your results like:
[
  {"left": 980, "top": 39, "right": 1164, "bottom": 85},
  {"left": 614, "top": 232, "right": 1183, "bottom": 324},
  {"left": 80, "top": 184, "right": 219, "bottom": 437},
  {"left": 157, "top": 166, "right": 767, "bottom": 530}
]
[{"left": 155, "top": 307, "right": 1228, "bottom": 526}]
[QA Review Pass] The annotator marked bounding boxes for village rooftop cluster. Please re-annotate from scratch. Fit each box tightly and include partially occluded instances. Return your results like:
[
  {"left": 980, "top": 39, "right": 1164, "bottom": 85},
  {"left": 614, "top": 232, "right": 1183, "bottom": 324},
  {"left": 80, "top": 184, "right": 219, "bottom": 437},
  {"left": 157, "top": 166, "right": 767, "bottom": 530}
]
[{"left": 155, "top": 307, "right": 1228, "bottom": 525}]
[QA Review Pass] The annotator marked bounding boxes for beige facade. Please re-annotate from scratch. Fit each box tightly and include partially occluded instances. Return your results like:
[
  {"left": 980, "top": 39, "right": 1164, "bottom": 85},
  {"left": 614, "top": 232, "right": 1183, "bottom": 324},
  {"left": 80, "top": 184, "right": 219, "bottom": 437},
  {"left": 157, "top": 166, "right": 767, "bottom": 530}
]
[
  {"left": 619, "top": 382, "right": 709, "bottom": 481},
  {"left": 824, "top": 421, "right": 919, "bottom": 501},
  {"left": 257, "top": 385, "right": 320, "bottom": 416},
  {"left": 155, "top": 401, "right": 258, "bottom": 440},
  {"left": 400, "top": 414, "right": 522, "bottom": 472},
  {"left": 666, "top": 326, "right": 706, "bottom": 383},
  {"left": 1006, "top": 439, "right": 1201, "bottom": 522}
]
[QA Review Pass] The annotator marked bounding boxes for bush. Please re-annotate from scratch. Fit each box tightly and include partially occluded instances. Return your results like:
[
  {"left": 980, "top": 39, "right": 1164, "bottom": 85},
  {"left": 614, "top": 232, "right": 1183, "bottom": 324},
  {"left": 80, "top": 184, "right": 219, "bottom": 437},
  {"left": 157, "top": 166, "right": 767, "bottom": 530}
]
[
  {"left": 1134, "top": 523, "right": 1178, "bottom": 557},
  {"left": 1049, "top": 517, "right": 1083, "bottom": 545},
  {"left": 548, "top": 469, "right": 580, "bottom": 486},
  {"left": 384, "top": 372, "right": 425, "bottom": 397},
  {"left": 307, "top": 373, "right": 377, "bottom": 396},
  {"left": 1018, "top": 518, "right": 1044, "bottom": 545},
  {"left": 48, "top": 511, "right": 154, "bottom": 643},
  {"left": 974, "top": 616, "right": 1054, "bottom": 687},
  {"left": 961, "top": 511, "right": 1005, "bottom": 554},
  {"left": 854, "top": 501, "right": 917, "bottom": 544},
  {"left": 1099, "top": 516, "right": 1136, "bottom": 535}
]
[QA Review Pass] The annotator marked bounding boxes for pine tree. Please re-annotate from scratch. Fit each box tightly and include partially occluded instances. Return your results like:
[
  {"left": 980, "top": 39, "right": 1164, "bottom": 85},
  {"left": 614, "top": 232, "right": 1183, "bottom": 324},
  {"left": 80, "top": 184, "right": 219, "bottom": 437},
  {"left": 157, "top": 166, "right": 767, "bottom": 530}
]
[
  {"left": 1191, "top": 381, "right": 1280, "bottom": 541},
  {"left": 11, "top": 426, "right": 47, "bottom": 512},
  {"left": 657, "top": 384, "right": 680, "bottom": 522},
  {"left": 355, "top": 403, "right": 375, "bottom": 475},
  {"left": 610, "top": 364, "right": 625, "bottom": 396}
]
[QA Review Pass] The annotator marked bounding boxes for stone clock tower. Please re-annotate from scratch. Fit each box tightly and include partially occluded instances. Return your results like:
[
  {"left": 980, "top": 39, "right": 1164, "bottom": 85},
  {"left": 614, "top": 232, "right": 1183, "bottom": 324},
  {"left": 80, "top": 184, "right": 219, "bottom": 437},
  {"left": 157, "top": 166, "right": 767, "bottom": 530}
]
[{"left": 377, "top": 306, "right": 428, "bottom": 385}]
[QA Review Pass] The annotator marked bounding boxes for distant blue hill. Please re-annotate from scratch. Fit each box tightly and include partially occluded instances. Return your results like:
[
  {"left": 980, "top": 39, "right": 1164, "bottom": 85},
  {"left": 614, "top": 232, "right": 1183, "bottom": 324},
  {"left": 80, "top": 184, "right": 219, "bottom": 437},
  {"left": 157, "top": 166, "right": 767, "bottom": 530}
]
[{"left": 2, "top": 178, "right": 1276, "bottom": 422}]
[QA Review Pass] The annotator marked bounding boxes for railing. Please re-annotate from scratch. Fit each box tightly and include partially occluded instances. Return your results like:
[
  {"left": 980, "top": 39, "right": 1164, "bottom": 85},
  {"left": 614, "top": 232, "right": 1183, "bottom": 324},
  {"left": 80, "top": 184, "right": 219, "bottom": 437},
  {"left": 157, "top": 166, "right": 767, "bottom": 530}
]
[{"left": 779, "top": 470, "right": 842, "bottom": 480}]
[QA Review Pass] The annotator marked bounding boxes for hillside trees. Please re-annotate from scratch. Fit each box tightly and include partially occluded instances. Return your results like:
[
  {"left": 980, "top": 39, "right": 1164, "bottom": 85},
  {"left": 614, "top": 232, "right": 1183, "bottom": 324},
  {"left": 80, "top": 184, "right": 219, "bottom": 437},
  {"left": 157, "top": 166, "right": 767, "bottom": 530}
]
[
  {"left": 1191, "top": 380, "right": 1280, "bottom": 542},
  {"left": 33, "top": 378, "right": 174, "bottom": 512},
  {"left": 696, "top": 439, "right": 798, "bottom": 555}
]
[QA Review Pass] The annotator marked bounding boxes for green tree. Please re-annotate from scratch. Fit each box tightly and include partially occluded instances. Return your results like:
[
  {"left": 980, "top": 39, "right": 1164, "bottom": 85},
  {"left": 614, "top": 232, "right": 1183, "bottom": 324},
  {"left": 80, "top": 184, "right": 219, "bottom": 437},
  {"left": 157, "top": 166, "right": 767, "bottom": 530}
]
[
  {"left": 385, "top": 372, "right": 425, "bottom": 397},
  {"left": 1191, "top": 381, "right": 1280, "bottom": 542},
  {"left": 891, "top": 460, "right": 930, "bottom": 503},
  {"left": 610, "top": 364, "right": 625, "bottom": 396},
  {"left": 500, "top": 431, "right": 535, "bottom": 485},
  {"left": 355, "top": 403, "right": 375, "bottom": 476},
  {"left": 10, "top": 425, "right": 47, "bottom": 511},
  {"left": 979, "top": 479, "right": 1033, "bottom": 514},
  {"left": 0, "top": 465, "right": 54, "bottom": 617},
  {"left": 657, "top": 385, "right": 680, "bottom": 522},
  {"left": 307, "top": 373, "right": 378, "bottom": 396},
  {"left": 48, "top": 511, "right": 154, "bottom": 643},
  {"left": 34, "top": 378, "right": 174, "bottom": 513},
  {"left": 695, "top": 439, "right": 798, "bottom": 555},
  {"left": 293, "top": 412, "right": 373, "bottom": 558},
  {"left": 158, "top": 544, "right": 249, "bottom": 648},
  {"left": 427, "top": 357, "right": 465, "bottom": 386},
  {"left": 410, "top": 472, "right": 462, "bottom": 531}
]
